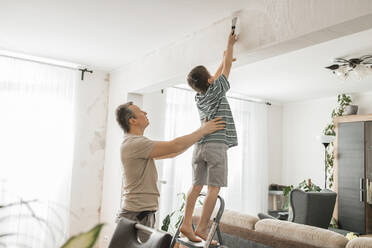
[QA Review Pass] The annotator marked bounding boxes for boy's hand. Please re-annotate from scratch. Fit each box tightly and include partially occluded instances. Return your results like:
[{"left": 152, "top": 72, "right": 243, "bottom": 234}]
[
  {"left": 222, "top": 30, "right": 237, "bottom": 79},
  {"left": 199, "top": 117, "right": 225, "bottom": 135},
  {"left": 228, "top": 30, "right": 238, "bottom": 46}
]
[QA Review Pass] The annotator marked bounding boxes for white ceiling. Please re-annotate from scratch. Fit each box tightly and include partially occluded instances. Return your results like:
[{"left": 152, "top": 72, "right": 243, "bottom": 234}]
[
  {"left": 1, "top": 1, "right": 371, "bottom": 103},
  {"left": 229, "top": 28, "right": 372, "bottom": 103},
  {"left": 0, "top": 0, "right": 249, "bottom": 70}
]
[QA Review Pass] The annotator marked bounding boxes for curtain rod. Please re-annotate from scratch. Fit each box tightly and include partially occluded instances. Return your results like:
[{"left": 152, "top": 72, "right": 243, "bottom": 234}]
[
  {"left": 171, "top": 86, "right": 272, "bottom": 106},
  {"left": 0, "top": 54, "right": 93, "bottom": 80}
]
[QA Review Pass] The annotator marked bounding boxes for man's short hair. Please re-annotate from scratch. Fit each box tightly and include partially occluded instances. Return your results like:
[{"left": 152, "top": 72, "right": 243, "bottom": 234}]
[{"left": 116, "top": 102, "right": 135, "bottom": 133}]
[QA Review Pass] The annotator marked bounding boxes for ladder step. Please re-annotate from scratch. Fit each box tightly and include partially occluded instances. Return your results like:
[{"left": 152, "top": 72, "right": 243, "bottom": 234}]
[{"left": 175, "top": 237, "right": 220, "bottom": 248}]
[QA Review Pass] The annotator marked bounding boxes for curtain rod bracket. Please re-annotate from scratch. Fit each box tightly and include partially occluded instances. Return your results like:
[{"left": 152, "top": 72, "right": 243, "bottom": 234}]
[{"left": 79, "top": 68, "right": 93, "bottom": 81}]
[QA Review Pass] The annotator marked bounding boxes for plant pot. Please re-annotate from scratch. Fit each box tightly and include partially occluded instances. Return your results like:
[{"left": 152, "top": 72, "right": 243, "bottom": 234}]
[{"left": 343, "top": 105, "right": 358, "bottom": 115}]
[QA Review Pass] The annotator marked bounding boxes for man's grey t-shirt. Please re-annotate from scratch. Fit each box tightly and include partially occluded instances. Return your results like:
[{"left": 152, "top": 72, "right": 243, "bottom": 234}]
[
  {"left": 120, "top": 134, "right": 159, "bottom": 212},
  {"left": 195, "top": 74, "right": 238, "bottom": 148}
]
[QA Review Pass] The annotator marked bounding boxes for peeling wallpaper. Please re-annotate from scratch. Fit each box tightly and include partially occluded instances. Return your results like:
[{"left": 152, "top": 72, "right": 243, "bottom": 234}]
[{"left": 69, "top": 70, "right": 109, "bottom": 238}]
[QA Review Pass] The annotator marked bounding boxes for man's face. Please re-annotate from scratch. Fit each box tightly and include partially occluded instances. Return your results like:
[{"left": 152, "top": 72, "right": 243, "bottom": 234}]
[{"left": 128, "top": 104, "right": 149, "bottom": 129}]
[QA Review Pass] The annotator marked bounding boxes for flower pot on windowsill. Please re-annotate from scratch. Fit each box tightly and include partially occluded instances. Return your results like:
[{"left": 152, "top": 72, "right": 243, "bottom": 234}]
[{"left": 343, "top": 105, "right": 358, "bottom": 115}]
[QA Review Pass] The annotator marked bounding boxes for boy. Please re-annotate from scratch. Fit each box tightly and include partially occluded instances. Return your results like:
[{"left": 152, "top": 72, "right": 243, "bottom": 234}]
[{"left": 180, "top": 30, "right": 238, "bottom": 243}]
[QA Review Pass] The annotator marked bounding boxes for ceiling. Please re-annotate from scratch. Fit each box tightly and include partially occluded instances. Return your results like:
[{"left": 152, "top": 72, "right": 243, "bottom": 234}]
[
  {"left": 1, "top": 1, "right": 371, "bottom": 103},
  {"left": 0, "top": 0, "right": 249, "bottom": 70},
  {"left": 229, "top": 28, "right": 372, "bottom": 103}
]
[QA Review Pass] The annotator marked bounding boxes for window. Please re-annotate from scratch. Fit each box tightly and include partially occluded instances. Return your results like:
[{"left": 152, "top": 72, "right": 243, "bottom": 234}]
[
  {"left": 0, "top": 56, "right": 76, "bottom": 247},
  {"left": 159, "top": 87, "right": 268, "bottom": 225}
]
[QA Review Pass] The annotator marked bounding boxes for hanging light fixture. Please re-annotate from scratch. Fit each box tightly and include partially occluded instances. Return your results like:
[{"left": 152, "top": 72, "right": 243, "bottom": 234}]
[{"left": 325, "top": 55, "right": 372, "bottom": 80}]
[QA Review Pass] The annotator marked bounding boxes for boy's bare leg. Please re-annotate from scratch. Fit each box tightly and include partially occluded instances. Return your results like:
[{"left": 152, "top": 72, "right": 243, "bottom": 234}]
[
  {"left": 180, "top": 185, "right": 203, "bottom": 242},
  {"left": 195, "top": 185, "right": 220, "bottom": 245}
]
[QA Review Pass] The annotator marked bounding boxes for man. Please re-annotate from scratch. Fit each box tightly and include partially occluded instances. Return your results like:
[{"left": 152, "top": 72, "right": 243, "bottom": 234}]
[{"left": 115, "top": 101, "right": 225, "bottom": 240}]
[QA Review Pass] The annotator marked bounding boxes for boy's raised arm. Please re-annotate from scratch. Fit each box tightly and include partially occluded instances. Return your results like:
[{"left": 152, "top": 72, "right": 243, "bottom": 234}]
[
  {"left": 214, "top": 51, "right": 236, "bottom": 80},
  {"left": 213, "top": 59, "right": 224, "bottom": 80},
  {"left": 222, "top": 30, "right": 238, "bottom": 79}
]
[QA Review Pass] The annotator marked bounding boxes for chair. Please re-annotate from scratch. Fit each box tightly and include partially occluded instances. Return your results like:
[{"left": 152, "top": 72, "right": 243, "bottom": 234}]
[
  {"left": 258, "top": 188, "right": 337, "bottom": 229},
  {"left": 108, "top": 218, "right": 172, "bottom": 248},
  {"left": 289, "top": 188, "right": 337, "bottom": 228}
]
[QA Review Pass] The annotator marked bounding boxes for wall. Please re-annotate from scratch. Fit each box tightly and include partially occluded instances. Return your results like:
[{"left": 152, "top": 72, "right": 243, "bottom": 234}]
[
  {"left": 99, "top": 72, "right": 129, "bottom": 246},
  {"left": 268, "top": 104, "right": 283, "bottom": 185},
  {"left": 142, "top": 90, "right": 166, "bottom": 141},
  {"left": 142, "top": 90, "right": 167, "bottom": 184},
  {"left": 69, "top": 70, "right": 109, "bottom": 237},
  {"left": 282, "top": 91, "right": 372, "bottom": 187}
]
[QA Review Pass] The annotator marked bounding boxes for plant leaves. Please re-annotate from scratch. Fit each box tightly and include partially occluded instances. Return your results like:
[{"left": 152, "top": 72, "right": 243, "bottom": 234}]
[
  {"left": 161, "top": 215, "right": 171, "bottom": 232},
  {"left": 60, "top": 223, "right": 104, "bottom": 248},
  {"left": 175, "top": 215, "right": 183, "bottom": 229},
  {"left": 179, "top": 202, "right": 185, "bottom": 212},
  {"left": 322, "top": 94, "right": 353, "bottom": 188}
]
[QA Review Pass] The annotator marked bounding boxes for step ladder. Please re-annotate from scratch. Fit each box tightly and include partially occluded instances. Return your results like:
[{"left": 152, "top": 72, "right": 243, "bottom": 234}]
[{"left": 169, "top": 193, "right": 226, "bottom": 248}]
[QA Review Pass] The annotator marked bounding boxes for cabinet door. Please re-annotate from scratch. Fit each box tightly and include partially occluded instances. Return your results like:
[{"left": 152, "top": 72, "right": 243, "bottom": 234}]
[
  {"left": 338, "top": 122, "right": 365, "bottom": 234},
  {"left": 366, "top": 121, "right": 372, "bottom": 234}
]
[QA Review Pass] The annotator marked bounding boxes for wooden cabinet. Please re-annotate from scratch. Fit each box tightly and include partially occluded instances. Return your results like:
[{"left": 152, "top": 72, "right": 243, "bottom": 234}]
[{"left": 334, "top": 115, "right": 372, "bottom": 235}]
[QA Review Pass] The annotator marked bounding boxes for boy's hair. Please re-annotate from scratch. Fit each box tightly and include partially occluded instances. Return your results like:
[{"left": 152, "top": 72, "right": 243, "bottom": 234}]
[
  {"left": 116, "top": 101, "right": 135, "bottom": 133},
  {"left": 187, "top": 65, "right": 210, "bottom": 94}
]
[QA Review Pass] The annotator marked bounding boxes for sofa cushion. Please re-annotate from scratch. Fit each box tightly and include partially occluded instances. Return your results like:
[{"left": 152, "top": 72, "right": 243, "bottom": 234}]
[
  {"left": 346, "top": 237, "right": 372, "bottom": 248},
  {"left": 193, "top": 208, "right": 259, "bottom": 231},
  {"left": 255, "top": 219, "right": 348, "bottom": 248},
  {"left": 193, "top": 209, "right": 319, "bottom": 248}
]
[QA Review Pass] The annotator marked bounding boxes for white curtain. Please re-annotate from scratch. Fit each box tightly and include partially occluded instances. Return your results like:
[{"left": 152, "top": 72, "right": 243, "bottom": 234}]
[
  {"left": 221, "top": 97, "right": 268, "bottom": 214},
  {"left": 158, "top": 88, "right": 200, "bottom": 232},
  {"left": 159, "top": 87, "right": 268, "bottom": 225},
  {"left": 0, "top": 56, "right": 76, "bottom": 247}
]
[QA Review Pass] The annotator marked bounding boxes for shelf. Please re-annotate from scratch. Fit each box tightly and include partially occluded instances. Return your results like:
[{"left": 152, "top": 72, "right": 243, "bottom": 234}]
[{"left": 269, "top": 190, "right": 284, "bottom": 195}]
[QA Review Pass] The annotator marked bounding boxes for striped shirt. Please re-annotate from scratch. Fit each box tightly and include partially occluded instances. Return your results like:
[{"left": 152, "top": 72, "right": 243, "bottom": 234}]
[{"left": 195, "top": 74, "right": 237, "bottom": 148}]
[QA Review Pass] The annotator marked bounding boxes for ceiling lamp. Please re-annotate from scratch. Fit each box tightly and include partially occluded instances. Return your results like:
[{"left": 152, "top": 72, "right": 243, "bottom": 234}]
[{"left": 325, "top": 55, "right": 372, "bottom": 80}]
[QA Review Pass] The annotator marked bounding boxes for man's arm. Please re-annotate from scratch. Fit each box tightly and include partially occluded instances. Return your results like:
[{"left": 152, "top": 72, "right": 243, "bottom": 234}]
[
  {"left": 222, "top": 30, "right": 238, "bottom": 79},
  {"left": 149, "top": 117, "right": 225, "bottom": 159},
  {"left": 154, "top": 148, "right": 187, "bottom": 160}
]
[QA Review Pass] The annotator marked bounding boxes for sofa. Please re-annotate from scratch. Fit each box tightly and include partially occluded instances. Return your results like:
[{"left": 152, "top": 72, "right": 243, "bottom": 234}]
[{"left": 192, "top": 209, "right": 372, "bottom": 248}]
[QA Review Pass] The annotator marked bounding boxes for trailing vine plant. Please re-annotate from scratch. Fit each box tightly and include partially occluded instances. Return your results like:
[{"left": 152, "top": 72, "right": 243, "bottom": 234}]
[{"left": 323, "top": 94, "right": 352, "bottom": 189}]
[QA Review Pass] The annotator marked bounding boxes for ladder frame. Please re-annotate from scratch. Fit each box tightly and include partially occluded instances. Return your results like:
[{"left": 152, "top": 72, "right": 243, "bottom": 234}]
[{"left": 169, "top": 193, "right": 225, "bottom": 248}]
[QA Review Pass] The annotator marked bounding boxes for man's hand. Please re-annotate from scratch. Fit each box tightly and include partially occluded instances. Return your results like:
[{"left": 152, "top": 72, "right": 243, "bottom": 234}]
[
  {"left": 199, "top": 117, "right": 226, "bottom": 136},
  {"left": 149, "top": 118, "right": 225, "bottom": 159},
  {"left": 154, "top": 118, "right": 224, "bottom": 160}
]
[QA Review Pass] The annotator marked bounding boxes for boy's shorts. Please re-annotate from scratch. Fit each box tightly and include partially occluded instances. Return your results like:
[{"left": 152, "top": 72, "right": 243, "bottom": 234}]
[{"left": 192, "top": 142, "right": 228, "bottom": 187}]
